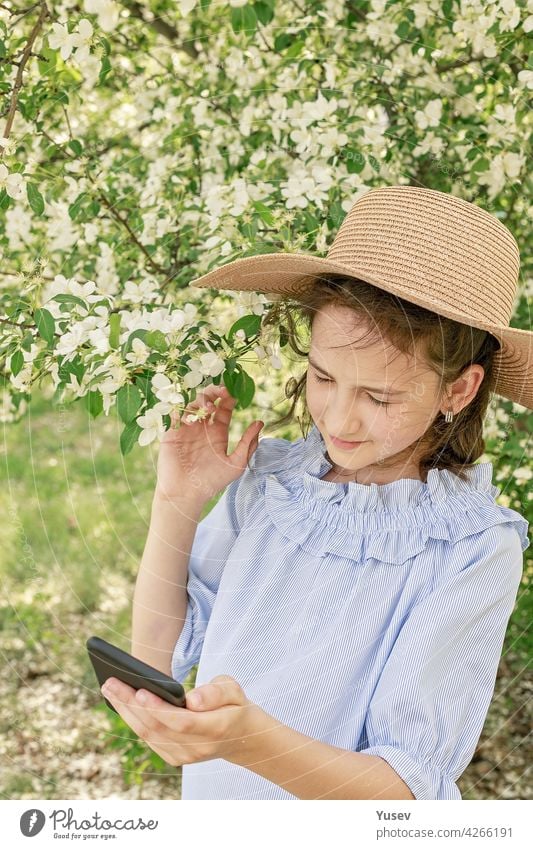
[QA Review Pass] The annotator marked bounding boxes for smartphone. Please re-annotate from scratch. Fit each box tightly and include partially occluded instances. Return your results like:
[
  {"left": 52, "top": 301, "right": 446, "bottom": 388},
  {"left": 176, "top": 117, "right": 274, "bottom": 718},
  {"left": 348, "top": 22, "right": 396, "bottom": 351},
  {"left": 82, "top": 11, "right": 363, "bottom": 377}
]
[{"left": 86, "top": 635, "right": 186, "bottom": 713}]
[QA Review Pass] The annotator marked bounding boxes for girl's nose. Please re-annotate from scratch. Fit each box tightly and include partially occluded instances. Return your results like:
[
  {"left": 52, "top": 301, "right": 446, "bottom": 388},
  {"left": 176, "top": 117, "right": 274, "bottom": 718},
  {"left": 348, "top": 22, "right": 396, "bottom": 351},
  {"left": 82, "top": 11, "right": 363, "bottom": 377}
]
[{"left": 327, "top": 408, "right": 363, "bottom": 439}]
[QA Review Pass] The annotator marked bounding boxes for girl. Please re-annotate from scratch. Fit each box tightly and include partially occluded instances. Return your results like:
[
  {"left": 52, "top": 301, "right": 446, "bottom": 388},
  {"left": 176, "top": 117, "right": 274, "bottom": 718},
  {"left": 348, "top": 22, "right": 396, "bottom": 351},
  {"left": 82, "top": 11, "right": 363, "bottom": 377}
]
[{"left": 102, "top": 185, "right": 531, "bottom": 800}]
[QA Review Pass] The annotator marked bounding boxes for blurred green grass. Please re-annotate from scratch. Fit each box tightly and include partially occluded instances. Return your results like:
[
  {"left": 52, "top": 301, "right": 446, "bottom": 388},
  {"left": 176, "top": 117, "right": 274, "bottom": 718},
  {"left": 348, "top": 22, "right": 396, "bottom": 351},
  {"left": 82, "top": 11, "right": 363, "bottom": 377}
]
[{"left": 0, "top": 386, "right": 202, "bottom": 798}]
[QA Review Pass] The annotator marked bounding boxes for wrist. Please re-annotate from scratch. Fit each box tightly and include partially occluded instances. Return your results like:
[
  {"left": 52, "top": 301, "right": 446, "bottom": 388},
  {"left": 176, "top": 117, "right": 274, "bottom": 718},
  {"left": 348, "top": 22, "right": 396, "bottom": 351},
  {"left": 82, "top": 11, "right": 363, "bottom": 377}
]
[
  {"left": 226, "top": 705, "right": 282, "bottom": 769},
  {"left": 152, "top": 488, "right": 207, "bottom": 514}
]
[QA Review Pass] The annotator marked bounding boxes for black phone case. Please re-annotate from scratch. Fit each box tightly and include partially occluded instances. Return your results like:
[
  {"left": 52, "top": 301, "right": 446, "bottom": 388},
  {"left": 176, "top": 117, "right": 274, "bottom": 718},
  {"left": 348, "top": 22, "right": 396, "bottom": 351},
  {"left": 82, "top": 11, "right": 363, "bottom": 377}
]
[{"left": 86, "top": 635, "right": 186, "bottom": 713}]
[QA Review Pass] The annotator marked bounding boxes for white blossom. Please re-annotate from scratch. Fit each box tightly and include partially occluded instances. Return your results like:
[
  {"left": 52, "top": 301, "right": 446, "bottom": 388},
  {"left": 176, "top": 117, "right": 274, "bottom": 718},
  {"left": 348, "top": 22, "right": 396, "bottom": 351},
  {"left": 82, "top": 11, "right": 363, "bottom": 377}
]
[
  {"left": 9, "top": 362, "right": 32, "bottom": 393},
  {"left": 0, "top": 136, "right": 16, "bottom": 156},
  {"left": 122, "top": 279, "right": 158, "bottom": 304},
  {"left": 136, "top": 407, "right": 166, "bottom": 446},
  {"left": 414, "top": 99, "right": 442, "bottom": 130},
  {"left": 98, "top": 365, "right": 128, "bottom": 394},
  {"left": 151, "top": 373, "right": 185, "bottom": 405},
  {"left": 517, "top": 70, "right": 533, "bottom": 90},
  {"left": 42, "top": 274, "right": 97, "bottom": 304},
  {"left": 498, "top": 0, "right": 521, "bottom": 32},
  {"left": 71, "top": 18, "right": 94, "bottom": 65},
  {"left": 48, "top": 23, "right": 77, "bottom": 60},
  {"left": 83, "top": 0, "right": 119, "bottom": 32},
  {"left": 125, "top": 338, "right": 150, "bottom": 365},
  {"left": 512, "top": 467, "right": 532, "bottom": 486},
  {"left": 0, "top": 164, "right": 24, "bottom": 199}
]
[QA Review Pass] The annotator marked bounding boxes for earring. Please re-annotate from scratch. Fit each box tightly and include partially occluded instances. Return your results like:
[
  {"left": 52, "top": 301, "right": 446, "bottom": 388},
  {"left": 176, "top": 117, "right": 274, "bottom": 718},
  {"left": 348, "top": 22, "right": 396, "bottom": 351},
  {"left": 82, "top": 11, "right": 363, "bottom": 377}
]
[{"left": 444, "top": 409, "right": 454, "bottom": 423}]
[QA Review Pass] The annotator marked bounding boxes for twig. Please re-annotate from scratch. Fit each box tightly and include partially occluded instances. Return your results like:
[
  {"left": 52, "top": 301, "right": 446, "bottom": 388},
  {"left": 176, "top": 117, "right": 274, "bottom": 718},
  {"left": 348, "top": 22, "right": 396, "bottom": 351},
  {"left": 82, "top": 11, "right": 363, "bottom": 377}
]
[
  {"left": 94, "top": 184, "right": 171, "bottom": 277},
  {"left": 1, "top": 1, "right": 50, "bottom": 153}
]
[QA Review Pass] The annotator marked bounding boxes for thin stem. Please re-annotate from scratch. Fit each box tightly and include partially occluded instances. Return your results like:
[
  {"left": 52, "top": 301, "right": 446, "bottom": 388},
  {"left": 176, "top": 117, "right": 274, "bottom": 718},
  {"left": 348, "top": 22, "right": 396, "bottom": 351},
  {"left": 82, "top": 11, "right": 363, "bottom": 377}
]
[{"left": 1, "top": 1, "right": 50, "bottom": 152}]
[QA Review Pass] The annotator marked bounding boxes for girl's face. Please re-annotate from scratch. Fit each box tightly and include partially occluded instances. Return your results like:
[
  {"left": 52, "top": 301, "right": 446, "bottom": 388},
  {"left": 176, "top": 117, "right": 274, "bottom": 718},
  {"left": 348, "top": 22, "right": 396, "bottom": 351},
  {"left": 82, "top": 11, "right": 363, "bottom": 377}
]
[{"left": 306, "top": 305, "right": 446, "bottom": 484}]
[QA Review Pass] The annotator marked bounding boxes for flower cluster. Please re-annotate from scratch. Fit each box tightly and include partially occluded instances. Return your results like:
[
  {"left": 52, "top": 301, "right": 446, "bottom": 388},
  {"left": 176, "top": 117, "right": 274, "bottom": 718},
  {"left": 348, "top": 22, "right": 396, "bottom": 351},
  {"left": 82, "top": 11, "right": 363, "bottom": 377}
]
[{"left": 0, "top": 0, "right": 530, "bottom": 468}]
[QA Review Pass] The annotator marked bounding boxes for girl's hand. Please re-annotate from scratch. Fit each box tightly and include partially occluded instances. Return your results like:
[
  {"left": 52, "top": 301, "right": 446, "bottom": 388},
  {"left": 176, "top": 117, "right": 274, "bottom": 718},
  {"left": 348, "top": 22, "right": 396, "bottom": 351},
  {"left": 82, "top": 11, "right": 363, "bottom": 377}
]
[
  {"left": 155, "top": 384, "right": 264, "bottom": 506},
  {"left": 100, "top": 674, "right": 266, "bottom": 767}
]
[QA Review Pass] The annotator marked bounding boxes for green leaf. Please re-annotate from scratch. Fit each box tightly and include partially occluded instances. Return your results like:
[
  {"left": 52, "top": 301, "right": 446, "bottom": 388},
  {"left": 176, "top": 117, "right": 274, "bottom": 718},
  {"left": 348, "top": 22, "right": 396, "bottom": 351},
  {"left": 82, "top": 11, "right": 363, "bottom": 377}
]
[
  {"left": 10, "top": 349, "right": 24, "bottom": 377},
  {"left": 472, "top": 157, "right": 490, "bottom": 173},
  {"left": 109, "top": 312, "right": 121, "bottom": 349},
  {"left": 227, "top": 314, "right": 262, "bottom": 343},
  {"left": 68, "top": 191, "right": 89, "bottom": 220},
  {"left": 279, "top": 324, "right": 289, "bottom": 348},
  {"left": 238, "top": 243, "right": 280, "bottom": 257},
  {"left": 68, "top": 139, "right": 83, "bottom": 155},
  {"left": 302, "top": 209, "right": 319, "bottom": 234},
  {"left": 34, "top": 308, "right": 55, "bottom": 344},
  {"left": 33, "top": 350, "right": 47, "bottom": 373},
  {"left": 327, "top": 201, "right": 345, "bottom": 231},
  {"left": 122, "top": 329, "right": 150, "bottom": 356},
  {"left": 52, "top": 293, "right": 88, "bottom": 310},
  {"left": 274, "top": 32, "right": 292, "bottom": 51},
  {"left": 231, "top": 5, "right": 257, "bottom": 35},
  {"left": 21, "top": 332, "right": 34, "bottom": 352},
  {"left": 99, "top": 36, "right": 111, "bottom": 56},
  {"left": 98, "top": 55, "right": 112, "bottom": 86},
  {"left": 117, "top": 383, "right": 143, "bottom": 424},
  {"left": 345, "top": 150, "right": 365, "bottom": 174},
  {"left": 37, "top": 47, "right": 55, "bottom": 76},
  {"left": 0, "top": 189, "right": 10, "bottom": 211},
  {"left": 240, "top": 217, "right": 259, "bottom": 240},
  {"left": 6, "top": 299, "right": 30, "bottom": 320},
  {"left": 120, "top": 420, "right": 142, "bottom": 456},
  {"left": 252, "top": 201, "right": 275, "bottom": 227},
  {"left": 285, "top": 40, "right": 305, "bottom": 59},
  {"left": 135, "top": 373, "right": 155, "bottom": 405},
  {"left": 145, "top": 330, "right": 168, "bottom": 352},
  {"left": 231, "top": 369, "right": 255, "bottom": 410},
  {"left": 27, "top": 182, "right": 45, "bottom": 215},
  {"left": 368, "top": 154, "right": 381, "bottom": 173},
  {"left": 395, "top": 20, "right": 411, "bottom": 39},
  {"left": 441, "top": 0, "right": 453, "bottom": 24},
  {"left": 253, "top": 0, "right": 275, "bottom": 25},
  {"left": 85, "top": 389, "right": 103, "bottom": 418}
]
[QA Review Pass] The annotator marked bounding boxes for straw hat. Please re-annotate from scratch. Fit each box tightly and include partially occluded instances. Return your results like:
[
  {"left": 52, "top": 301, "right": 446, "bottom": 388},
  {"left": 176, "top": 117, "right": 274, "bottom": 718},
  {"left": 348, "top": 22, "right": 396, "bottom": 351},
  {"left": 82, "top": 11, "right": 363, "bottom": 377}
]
[{"left": 190, "top": 185, "right": 533, "bottom": 410}]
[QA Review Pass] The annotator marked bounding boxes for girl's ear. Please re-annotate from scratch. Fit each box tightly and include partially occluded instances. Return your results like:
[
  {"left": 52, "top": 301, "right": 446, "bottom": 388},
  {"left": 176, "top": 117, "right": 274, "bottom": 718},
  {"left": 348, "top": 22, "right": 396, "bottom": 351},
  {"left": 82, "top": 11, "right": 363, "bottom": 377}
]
[{"left": 444, "top": 365, "right": 485, "bottom": 415}]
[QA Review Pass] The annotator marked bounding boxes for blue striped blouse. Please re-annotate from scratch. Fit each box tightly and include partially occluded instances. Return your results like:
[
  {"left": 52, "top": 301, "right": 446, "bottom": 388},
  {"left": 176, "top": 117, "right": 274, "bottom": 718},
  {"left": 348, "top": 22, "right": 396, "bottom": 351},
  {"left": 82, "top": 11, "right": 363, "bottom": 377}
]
[{"left": 171, "top": 423, "right": 530, "bottom": 800}]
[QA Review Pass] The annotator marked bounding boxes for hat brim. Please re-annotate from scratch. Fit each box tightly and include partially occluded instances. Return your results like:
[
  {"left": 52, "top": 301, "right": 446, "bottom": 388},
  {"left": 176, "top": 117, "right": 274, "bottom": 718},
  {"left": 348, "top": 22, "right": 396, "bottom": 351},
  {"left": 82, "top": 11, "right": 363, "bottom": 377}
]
[{"left": 190, "top": 252, "right": 533, "bottom": 410}]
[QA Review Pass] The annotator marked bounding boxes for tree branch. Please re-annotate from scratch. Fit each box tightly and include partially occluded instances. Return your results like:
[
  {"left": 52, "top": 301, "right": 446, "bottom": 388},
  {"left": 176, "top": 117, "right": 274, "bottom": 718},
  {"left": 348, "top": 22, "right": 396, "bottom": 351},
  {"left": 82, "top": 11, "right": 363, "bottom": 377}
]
[
  {"left": 94, "top": 184, "right": 171, "bottom": 278},
  {"left": 1, "top": 1, "right": 51, "bottom": 153}
]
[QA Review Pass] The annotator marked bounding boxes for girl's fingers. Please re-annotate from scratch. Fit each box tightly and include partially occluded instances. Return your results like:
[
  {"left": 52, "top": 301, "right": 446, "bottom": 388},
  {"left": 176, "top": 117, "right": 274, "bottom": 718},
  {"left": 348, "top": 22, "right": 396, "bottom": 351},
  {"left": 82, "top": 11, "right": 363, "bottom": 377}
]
[
  {"left": 182, "top": 386, "right": 236, "bottom": 426},
  {"left": 228, "top": 421, "right": 263, "bottom": 467}
]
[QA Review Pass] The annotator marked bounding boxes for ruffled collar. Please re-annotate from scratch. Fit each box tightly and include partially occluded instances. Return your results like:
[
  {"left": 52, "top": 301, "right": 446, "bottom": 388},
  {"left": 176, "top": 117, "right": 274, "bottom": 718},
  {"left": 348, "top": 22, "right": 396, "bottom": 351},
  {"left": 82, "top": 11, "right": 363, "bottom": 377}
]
[
  {"left": 248, "top": 424, "right": 530, "bottom": 562},
  {"left": 254, "top": 423, "right": 500, "bottom": 513},
  {"left": 300, "top": 423, "right": 500, "bottom": 509}
]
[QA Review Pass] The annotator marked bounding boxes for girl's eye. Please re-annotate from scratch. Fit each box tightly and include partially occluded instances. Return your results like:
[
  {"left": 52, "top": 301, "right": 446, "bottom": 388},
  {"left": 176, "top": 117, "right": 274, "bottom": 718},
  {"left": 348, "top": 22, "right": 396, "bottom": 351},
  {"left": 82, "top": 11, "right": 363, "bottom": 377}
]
[{"left": 311, "top": 372, "right": 390, "bottom": 407}]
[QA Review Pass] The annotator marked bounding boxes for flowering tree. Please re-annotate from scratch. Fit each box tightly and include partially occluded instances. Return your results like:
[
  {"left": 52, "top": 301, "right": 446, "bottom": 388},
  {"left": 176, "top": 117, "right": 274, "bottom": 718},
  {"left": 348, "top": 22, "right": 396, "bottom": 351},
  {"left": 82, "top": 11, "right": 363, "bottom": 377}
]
[{"left": 0, "top": 0, "right": 531, "bottom": 484}]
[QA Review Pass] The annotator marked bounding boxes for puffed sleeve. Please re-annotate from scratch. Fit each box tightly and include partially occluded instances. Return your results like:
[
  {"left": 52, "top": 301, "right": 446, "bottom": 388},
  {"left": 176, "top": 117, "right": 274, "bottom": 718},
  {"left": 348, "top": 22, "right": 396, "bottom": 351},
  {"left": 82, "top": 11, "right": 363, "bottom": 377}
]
[
  {"left": 171, "top": 476, "right": 242, "bottom": 681},
  {"left": 358, "top": 523, "right": 527, "bottom": 799}
]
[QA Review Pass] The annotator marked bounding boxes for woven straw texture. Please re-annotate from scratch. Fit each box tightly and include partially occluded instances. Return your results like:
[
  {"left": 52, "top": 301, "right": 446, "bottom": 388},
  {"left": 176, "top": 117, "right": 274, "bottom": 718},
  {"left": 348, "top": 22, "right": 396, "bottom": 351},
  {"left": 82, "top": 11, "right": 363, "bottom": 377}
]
[{"left": 190, "top": 186, "right": 532, "bottom": 409}]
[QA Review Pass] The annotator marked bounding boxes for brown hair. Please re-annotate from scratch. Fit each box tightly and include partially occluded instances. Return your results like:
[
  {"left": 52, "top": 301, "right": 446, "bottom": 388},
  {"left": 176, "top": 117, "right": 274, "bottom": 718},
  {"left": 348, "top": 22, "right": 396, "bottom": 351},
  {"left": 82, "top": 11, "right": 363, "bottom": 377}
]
[{"left": 253, "top": 274, "right": 501, "bottom": 483}]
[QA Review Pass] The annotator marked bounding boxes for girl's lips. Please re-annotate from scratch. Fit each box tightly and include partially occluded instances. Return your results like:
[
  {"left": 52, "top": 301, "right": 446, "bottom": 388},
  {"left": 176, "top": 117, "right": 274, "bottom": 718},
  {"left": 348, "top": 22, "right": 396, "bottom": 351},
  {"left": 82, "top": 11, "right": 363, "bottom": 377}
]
[{"left": 330, "top": 435, "right": 365, "bottom": 449}]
